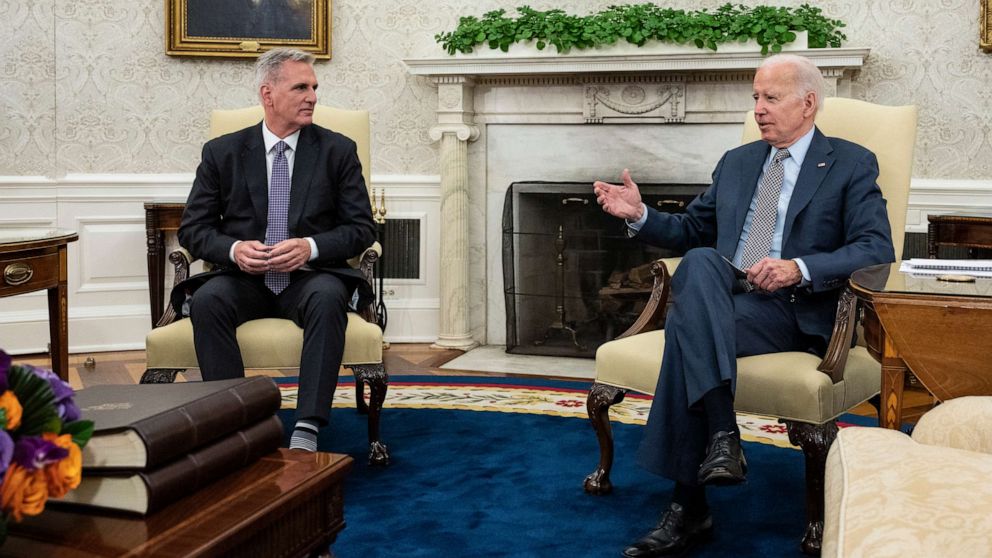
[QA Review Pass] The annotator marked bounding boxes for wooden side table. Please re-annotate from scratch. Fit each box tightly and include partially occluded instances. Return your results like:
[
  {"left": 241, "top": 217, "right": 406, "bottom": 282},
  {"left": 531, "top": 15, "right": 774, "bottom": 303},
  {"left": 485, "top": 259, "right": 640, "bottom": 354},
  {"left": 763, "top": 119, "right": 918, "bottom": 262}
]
[
  {"left": 5, "top": 449, "right": 353, "bottom": 557},
  {"left": 145, "top": 202, "right": 186, "bottom": 327},
  {"left": 850, "top": 262, "right": 992, "bottom": 429},
  {"left": 927, "top": 213, "right": 992, "bottom": 259},
  {"left": 0, "top": 229, "right": 78, "bottom": 381}
]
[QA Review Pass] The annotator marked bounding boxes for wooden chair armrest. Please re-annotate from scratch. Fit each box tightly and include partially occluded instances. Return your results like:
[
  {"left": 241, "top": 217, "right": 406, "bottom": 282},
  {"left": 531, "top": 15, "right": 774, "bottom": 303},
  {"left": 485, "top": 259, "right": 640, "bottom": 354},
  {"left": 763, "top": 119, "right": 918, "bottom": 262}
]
[
  {"left": 155, "top": 248, "right": 195, "bottom": 328},
  {"left": 816, "top": 287, "right": 859, "bottom": 384},
  {"left": 351, "top": 241, "right": 382, "bottom": 325},
  {"left": 169, "top": 247, "right": 194, "bottom": 281},
  {"left": 615, "top": 258, "right": 674, "bottom": 339},
  {"left": 349, "top": 241, "right": 381, "bottom": 284}
]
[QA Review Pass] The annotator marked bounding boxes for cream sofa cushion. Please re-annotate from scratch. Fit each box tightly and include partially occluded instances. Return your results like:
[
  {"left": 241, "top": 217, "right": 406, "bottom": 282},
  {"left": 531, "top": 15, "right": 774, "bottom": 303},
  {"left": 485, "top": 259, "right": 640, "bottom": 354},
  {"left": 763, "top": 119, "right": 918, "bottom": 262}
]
[
  {"left": 146, "top": 313, "right": 383, "bottom": 370},
  {"left": 595, "top": 331, "right": 879, "bottom": 423},
  {"left": 823, "top": 426, "right": 992, "bottom": 557},
  {"left": 911, "top": 396, "right": 992, "bottom": 455}
]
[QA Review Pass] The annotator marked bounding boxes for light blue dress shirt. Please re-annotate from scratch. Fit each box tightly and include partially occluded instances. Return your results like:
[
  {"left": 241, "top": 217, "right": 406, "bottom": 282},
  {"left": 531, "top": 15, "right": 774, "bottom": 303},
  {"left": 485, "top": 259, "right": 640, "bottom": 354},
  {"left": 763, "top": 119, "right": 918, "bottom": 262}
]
[{"left": 627, "top": 126, "right": 816, "bottom": 283}]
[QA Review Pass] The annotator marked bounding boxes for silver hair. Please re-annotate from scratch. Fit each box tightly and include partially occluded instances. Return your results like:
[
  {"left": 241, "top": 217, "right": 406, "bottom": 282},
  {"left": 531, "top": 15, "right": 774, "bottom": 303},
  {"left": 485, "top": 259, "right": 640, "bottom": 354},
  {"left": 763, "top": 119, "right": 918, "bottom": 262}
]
[
  {"left": 254, "top": 48, "right": 316, "bottom": 98},
  {"left": 758, "top": 54, "right": 824, "bottom": 113}
]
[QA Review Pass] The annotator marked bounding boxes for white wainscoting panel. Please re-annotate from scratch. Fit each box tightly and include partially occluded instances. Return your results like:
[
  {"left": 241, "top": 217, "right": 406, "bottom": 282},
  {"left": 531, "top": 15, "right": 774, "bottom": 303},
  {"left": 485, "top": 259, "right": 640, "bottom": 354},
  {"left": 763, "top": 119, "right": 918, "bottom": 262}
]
[
  {"left": 0, "top": 173, "right": 440, "bottom": 355},
  {"left": 5, "top": 172, "right": 981, "bottom": 355}
]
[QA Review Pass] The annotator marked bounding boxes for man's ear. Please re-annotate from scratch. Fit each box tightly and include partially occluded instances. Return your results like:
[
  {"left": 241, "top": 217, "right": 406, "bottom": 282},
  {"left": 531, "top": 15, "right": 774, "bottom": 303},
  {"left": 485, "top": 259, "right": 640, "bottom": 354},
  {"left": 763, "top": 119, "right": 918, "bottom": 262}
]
[
  {"left": 259, "top": 84, "right": 272, "bottom": 107},
  {"left": 803, "top": 92, "right": 817, "bottom": 118}
]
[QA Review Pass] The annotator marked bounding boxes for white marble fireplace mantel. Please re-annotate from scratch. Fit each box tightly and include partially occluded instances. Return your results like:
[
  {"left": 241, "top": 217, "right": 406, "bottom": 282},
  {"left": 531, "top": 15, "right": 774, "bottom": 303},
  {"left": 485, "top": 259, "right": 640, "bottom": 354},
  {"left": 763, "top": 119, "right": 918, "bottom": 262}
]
[{"left": 404, "top": 47, "right": 869, "bottom": 350}]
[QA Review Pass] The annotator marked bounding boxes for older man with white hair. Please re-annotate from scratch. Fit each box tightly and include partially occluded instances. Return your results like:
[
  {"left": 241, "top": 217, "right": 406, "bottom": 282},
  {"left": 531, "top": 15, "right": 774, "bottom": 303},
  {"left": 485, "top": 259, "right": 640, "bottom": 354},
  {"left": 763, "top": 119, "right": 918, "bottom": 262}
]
[{"left": 594, "top": 54, "right": 895, "bottom": 557}]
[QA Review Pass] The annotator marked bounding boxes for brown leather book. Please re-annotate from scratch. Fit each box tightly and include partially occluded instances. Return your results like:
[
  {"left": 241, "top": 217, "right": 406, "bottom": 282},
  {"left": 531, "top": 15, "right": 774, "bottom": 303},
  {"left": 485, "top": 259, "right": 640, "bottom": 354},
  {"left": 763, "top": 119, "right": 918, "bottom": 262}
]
[
  {"left": 76, "top": 377, "right": 281, "bottom": 470},
  {"left": 51, "top": 414, "right": 284, "bottom": 515}
]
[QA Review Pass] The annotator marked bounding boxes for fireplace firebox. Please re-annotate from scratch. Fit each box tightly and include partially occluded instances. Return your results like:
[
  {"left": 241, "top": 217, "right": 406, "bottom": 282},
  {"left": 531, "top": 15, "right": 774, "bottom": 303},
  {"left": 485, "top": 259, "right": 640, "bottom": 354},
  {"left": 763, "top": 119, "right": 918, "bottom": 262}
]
[{"left": 502, "top": 181, "right": 706, "bottom": 357}]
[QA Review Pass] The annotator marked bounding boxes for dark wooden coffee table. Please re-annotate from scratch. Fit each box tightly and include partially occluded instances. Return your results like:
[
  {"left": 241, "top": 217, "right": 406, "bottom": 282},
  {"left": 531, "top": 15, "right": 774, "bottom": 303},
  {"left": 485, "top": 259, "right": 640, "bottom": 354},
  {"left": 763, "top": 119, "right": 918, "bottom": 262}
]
[{"left": 3, "top": 449, "right": 352, "bottom": 557}]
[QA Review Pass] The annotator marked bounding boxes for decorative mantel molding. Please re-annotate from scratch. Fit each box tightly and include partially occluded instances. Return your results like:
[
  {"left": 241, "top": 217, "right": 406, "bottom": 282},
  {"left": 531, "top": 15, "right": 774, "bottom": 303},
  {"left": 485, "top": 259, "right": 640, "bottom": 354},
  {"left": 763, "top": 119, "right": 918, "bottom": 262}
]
[
  {"left": 404, "top": 47, "right": 869, "bottom": 348},
  {"left": 404, "top": 47, "right": 869, "bottom": 78}
]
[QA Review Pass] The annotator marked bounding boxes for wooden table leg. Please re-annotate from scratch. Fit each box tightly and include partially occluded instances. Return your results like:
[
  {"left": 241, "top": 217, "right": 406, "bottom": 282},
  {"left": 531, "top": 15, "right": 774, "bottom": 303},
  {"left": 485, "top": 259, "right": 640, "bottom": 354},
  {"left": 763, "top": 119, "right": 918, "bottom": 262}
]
[
  {"left": 880, "top": 335, "right": 906, "bottom": 430},
  {"left": 47, "top": 245, "right": 70, "bottom": 382},
  {"left": 146, "top": 225, "right": 165, "bottom": 328}
]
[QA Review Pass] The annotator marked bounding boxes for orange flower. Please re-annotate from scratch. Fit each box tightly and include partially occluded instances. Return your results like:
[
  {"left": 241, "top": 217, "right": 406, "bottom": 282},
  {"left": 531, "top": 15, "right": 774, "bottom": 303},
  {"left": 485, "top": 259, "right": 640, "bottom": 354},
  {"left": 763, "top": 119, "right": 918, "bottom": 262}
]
[
  {"left": 41, "top": 433, "right": 81, "bottom": 498},
  {"left": 0, "top": 390, "right": 22, "bottom": 431},
  {"left": 0, "top": 463, "right": 48, "bottom": 522}
]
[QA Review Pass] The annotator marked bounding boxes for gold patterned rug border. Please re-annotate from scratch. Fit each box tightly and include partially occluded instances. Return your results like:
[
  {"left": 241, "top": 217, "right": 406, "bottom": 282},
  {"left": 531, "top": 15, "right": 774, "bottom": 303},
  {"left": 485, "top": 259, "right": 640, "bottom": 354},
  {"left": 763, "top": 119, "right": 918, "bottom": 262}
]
[{"left": 279, "top": 381, "right": 801, "bottom": 449}]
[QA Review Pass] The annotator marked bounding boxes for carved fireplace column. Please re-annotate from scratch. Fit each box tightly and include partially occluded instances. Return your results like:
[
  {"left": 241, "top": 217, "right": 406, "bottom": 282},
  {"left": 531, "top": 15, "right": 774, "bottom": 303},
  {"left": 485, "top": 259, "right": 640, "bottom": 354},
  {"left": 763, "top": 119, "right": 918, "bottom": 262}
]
[{"left": 429, "top": 76, "right": 480, "bottom": 351}]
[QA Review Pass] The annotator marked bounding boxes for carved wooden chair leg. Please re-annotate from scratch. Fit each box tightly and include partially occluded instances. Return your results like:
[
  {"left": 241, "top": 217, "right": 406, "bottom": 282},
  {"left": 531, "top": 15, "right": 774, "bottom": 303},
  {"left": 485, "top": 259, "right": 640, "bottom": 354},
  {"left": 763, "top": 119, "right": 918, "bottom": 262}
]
[
  {"left": 140, "top": 368, "right": 185, "bottom": 384},
  {"left": 354, "top": 376, "right": 369, "bottom": 415},
  {"left": 784, "top": 419, "right": 839, "bottom": 556},
  {"left": 583, "top": 382, "right": 627, "bottom": 495},
  {"left": 351, "top": 363, "right": 390, "bottom": 466}
]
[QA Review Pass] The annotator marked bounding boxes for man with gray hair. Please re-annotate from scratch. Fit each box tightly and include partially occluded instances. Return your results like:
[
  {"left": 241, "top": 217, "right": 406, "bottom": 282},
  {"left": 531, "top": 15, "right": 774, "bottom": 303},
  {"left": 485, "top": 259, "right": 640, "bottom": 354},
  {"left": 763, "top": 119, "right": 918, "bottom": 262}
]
[
  {"left": 176, "top": 48, "right": 375, "bottom": 452},
  {"left": 594, "top": 54, "right": 894, "bottom": 556}
]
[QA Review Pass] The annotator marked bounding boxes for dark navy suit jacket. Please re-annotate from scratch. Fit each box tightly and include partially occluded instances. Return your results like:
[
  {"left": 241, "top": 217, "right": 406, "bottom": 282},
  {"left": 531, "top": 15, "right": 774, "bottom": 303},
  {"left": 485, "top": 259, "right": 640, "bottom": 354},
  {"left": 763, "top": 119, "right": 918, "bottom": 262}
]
[
  {"left": 172, "top": 122, "right": 376, "bottom": 313},
  {"left": 636, "top": 127, "right": 895, "bottom": 346}
]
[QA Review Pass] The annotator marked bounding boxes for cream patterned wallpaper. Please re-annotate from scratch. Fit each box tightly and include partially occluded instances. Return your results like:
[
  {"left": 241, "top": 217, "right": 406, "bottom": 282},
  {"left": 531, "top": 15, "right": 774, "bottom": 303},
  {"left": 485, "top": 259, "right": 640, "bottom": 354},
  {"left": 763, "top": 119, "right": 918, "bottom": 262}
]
[{"left": 0, "top": 0, "right": 990, "bottom": 179}]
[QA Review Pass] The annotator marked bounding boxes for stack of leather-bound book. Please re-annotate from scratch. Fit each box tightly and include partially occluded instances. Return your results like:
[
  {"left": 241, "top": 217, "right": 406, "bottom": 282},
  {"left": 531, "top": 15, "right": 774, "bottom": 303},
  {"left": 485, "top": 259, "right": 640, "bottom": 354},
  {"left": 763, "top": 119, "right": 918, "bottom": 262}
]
[{"left": 52, "top": 377, "right": 283, "bottom": 515}]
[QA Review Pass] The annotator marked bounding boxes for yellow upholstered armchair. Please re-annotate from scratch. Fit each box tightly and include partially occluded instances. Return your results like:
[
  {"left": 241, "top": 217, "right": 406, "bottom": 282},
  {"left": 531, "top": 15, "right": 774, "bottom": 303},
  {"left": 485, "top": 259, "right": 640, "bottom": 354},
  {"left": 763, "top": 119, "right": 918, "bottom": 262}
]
[
  {"left": 142, "top": 105, "right": 390, "bottom": 466},
  {"left": 583, "top": 98, "right": 917, "bottom": 554}
]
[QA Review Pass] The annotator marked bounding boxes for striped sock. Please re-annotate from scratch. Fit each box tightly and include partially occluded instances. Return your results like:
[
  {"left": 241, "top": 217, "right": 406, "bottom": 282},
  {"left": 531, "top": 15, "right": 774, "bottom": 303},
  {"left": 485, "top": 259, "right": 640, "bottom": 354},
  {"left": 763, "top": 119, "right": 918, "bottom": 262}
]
[{"left": 289, "top": 419, "right": 320, "bottom": 452}]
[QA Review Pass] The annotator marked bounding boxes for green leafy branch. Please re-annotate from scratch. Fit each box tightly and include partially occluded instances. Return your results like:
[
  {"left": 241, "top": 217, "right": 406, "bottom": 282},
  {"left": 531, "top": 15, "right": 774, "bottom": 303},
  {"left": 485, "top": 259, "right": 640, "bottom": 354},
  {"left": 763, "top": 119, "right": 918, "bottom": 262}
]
[{"left": 435, "top": 3, "right": 846, "bottom": 56}]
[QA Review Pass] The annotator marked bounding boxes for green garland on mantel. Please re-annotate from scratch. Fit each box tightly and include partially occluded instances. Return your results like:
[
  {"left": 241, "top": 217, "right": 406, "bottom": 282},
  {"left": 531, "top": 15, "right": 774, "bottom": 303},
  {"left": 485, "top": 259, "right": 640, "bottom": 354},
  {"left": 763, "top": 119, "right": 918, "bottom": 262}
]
[{"left": 435, "top": 3, "right": 846, "bottom": 56}]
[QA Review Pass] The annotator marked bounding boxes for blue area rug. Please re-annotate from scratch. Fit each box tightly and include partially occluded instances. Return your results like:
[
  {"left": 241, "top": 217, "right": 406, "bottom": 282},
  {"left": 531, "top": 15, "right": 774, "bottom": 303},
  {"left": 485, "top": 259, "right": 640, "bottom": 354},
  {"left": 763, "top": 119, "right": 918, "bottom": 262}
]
[{"left": 276, "top": 376, "right": 876, "bottom": 557}]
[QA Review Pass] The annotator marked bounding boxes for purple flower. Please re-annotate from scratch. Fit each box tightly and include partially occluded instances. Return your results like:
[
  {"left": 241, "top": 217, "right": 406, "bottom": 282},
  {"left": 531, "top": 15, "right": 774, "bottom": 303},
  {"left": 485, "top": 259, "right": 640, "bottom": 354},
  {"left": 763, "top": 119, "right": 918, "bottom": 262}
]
[
  {"left": 0, "top": 350, "right": 10, "bottom": 393},
  {"left": 31, "top": 366, "right": 81, "bottom": 422},
  {"left": 0, "top": 430, "right": 13, "bottom": 478},
  {"left": 13, "top": 436, "right": 67, "bottom": 471}
]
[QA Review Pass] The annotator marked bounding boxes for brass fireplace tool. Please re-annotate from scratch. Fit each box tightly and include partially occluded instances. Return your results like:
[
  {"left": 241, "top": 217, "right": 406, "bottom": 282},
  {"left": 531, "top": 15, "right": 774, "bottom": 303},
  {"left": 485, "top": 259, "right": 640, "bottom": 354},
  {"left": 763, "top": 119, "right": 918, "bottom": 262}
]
[{"left": 533, "top": 224, "right": 585, "bottom": 350}]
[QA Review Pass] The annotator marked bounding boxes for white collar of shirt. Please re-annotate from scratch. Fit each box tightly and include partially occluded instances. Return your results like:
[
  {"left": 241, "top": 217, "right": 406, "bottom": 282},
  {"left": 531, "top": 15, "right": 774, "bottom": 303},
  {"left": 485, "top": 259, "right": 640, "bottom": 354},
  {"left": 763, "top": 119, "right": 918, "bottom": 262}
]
[
  {"left": 261, "top": 122, "right": 300, "bottom": 155},
  {"left": 767, "top": 125, "right": 815, "bottom": 169},
  {"left": 261, "top": 122, "right": 301, "bottom": 185}
]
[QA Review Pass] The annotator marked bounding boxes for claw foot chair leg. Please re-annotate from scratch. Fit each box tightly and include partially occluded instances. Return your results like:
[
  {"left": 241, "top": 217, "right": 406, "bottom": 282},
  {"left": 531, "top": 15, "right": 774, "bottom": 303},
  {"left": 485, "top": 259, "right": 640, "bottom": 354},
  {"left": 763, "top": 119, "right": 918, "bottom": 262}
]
[
  {"left": 785, "top": 419, "right": 839, "bottom": 556},
  {"left": 584, "top": 382, "right": 627, "bottom": 495},
  {"left": 140, "top": 368, "right": 184, "bottom": 384},
  {"left": 351, "top": 364, "right": 390, "bottom": 466}
]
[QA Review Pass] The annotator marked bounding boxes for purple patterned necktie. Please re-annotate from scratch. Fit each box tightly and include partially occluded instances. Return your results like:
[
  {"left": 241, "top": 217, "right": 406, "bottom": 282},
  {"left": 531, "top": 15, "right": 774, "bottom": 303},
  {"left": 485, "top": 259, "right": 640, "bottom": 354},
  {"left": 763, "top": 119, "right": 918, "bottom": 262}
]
[
  {"left": 264, "top": 141, "right": 290, "bottom": 294},
  {"left": 739, "top": 148, "right": 791, "bottom": 272}
]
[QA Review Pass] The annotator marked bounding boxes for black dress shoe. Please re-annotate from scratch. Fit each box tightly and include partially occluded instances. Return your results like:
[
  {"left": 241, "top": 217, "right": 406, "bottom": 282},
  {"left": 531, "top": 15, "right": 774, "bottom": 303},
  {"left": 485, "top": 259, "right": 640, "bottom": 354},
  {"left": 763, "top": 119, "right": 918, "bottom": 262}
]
[
  {"left": 622, "top": 503, "right": 713, "bottom": 557},
  {"left": 697, "top": 430, "right": 747, "bottom": 486}
]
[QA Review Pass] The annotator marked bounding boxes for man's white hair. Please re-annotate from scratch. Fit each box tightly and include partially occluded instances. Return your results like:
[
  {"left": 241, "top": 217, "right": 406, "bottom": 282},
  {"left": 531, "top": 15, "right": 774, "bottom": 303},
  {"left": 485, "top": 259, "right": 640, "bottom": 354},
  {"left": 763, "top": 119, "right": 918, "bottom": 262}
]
[
  {"left": 254, "top": 48, "right": 316, "bottom": 99},
  {"left": 758, "top": 54, "right": 824, "bottom": 113}
]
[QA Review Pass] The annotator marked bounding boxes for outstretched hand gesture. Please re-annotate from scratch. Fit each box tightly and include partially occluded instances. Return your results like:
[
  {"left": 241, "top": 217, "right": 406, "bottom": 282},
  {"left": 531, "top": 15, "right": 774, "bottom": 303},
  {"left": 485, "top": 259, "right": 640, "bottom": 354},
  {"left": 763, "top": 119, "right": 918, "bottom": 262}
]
[{"left": 593, "top": 169, "right": 644, "bottom": 221}]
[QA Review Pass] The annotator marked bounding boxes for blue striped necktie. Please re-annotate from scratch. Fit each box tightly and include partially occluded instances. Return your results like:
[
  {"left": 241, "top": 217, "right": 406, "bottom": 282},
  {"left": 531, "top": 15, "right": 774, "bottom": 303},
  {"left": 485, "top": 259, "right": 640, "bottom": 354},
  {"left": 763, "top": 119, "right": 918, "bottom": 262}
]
[{"left": 264, "top": 141, "right": 291, "bottom": 294}]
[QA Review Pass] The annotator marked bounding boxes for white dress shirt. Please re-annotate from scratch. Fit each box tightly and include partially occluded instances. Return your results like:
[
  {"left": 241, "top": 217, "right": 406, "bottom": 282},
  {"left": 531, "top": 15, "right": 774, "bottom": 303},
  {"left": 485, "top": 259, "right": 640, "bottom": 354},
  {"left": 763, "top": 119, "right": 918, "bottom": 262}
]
[{"left": 229, "top": 122, "right": 319, "bottom": 263}]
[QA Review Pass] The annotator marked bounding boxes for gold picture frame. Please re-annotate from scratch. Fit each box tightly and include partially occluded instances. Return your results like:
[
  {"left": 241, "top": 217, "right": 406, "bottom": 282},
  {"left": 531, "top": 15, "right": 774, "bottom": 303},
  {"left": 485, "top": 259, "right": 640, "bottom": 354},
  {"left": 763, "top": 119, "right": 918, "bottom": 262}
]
[
  {"left": 983, "top": 0, "right": 992, "bottom": 52},
  {"left": 166, "top": 0, "right": 331, "bottom": 59}
]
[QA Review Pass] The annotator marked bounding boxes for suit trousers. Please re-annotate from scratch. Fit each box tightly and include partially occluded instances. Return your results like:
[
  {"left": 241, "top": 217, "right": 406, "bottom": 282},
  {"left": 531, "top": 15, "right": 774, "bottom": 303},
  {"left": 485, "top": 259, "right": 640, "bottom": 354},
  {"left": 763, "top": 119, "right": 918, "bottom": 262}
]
[
  {"left": 636, "top": 247, "right": 814, "bottom": 486},
  {"left": 189, "top": 270, "right": 350, "bottom": 424}
]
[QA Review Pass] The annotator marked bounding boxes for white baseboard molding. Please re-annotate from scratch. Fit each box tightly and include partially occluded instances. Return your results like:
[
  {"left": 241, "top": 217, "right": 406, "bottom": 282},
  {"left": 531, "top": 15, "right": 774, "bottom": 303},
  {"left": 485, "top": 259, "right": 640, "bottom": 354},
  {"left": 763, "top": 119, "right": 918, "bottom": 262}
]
[{"left": 0, "top": 306, "right": 150, "bottom": 355}]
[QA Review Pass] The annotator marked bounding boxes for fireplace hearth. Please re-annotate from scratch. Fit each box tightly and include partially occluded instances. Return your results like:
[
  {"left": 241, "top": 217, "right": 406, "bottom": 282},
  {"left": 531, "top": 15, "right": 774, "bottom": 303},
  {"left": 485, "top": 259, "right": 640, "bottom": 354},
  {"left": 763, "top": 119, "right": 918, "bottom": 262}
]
[{"left": 502, "top": 181, "right": 705, "bottom": 357}]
